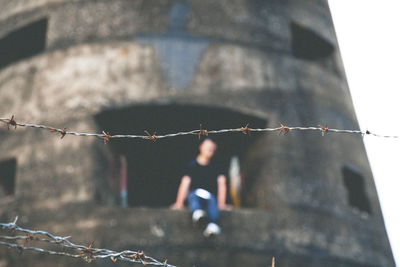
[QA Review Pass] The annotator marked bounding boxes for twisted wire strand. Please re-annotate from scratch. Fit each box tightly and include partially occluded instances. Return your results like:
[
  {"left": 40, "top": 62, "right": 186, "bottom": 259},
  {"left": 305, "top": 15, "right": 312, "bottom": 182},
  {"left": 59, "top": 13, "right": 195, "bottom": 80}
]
[
  {"left": 0, "top": 217, "right": 174, "bottom": 266},
  {"left": 1, "top": 117, "right": 398, "bottom": 142}
]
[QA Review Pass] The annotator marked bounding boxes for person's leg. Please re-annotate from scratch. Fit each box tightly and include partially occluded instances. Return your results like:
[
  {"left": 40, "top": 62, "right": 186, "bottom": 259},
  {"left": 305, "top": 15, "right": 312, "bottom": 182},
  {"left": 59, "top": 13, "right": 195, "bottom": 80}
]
[
  {"left": 187, "top": 191, "right": 206, "bottom": 224},
  {"left": 203, "top": 194, "right": 221, "bottom": 237},
  {"left": 187, "top": 191, "right": 202, "bottom": 212},
  {"left": 205, "top": 194, "right": 219, "bottom": 223}
]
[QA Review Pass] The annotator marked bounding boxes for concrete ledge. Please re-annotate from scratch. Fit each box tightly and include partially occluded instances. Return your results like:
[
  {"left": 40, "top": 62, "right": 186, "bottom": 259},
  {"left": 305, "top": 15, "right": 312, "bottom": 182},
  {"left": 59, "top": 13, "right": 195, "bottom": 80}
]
[{"left": 0, "top": 204, "right": 391, "bottom": 267}]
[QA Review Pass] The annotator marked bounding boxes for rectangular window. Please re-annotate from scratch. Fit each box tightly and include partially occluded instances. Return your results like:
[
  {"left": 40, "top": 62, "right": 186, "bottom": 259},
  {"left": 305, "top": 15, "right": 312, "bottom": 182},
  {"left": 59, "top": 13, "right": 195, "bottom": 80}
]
[
  {"left": 290, "top": 21, "right": 334, "bottom": 60},
  {"left": 342, "top": 166, "right": 372, "bottom": 214},
  {"left": 0, "top": 18, "right": 47, "bottom": 69},
  {"left": 0, "top": 158, "right": 17, "bottom": 197}
]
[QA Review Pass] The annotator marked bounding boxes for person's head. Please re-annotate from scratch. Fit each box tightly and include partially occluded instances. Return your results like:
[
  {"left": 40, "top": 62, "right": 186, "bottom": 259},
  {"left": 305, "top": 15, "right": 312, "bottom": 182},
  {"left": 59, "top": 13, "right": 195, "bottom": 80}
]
[{"left": 198, "top": 137, "right": 217, "bottom": 160}]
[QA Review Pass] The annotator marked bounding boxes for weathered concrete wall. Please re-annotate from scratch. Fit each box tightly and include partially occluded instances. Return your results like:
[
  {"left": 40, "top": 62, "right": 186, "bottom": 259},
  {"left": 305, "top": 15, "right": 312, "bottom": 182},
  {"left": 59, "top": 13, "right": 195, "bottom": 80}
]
[
  {"left": 0, "top": 206, "right": 391, "bottom": 267},
  {"left": 0, "top": 0, "right": 395, "bottom": 266}
]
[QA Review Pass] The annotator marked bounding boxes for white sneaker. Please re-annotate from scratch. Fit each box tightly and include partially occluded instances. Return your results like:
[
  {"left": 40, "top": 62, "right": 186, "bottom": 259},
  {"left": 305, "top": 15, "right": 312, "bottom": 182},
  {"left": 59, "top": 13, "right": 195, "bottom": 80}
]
[
  {"left": 203, "top": 222, "right": 221, "bottom": 237},
  {"left": 192, "top": 210, "right": 206, "bottom": 225}
]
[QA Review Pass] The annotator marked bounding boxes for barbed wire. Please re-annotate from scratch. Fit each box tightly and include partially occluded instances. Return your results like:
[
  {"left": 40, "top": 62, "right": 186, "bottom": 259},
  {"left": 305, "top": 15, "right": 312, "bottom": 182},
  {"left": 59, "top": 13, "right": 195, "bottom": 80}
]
[
  {"left": 0, "top": 217, "right": 175, "bottom": 266},
  {"left": 0, "top": 115, "right": 398, "bottom": 144}
]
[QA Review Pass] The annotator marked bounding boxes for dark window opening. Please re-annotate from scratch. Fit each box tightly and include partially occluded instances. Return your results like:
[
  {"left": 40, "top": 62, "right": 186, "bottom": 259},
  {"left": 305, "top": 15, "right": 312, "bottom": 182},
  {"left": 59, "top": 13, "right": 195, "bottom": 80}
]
[
  {"left": 0, "top": 18, "right": 47, "bottom": 70},
  {"left": 95, "top": 104, "right": 267, "bottom": 207},
  {"left": 290, "top": 21, "right": 334, "bottom": 60},
  {"left": 342, "top": 166, "right": 372, "bottom": 214},
  {"left": 0, "top": 158, "right": 17, "bottom": 197}
]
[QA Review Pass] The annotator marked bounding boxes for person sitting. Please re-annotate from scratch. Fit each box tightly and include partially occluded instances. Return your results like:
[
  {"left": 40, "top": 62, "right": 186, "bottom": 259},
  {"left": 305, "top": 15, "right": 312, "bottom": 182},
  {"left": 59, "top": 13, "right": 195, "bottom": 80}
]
[{"left": 170, "top": 137, "right": 231, "bottom": 237}]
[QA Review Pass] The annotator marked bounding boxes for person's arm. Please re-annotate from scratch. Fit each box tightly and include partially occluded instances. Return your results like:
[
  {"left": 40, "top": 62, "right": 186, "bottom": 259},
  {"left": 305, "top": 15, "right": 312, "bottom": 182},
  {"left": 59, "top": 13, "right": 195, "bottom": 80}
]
[
  {"left": 217, "top": 175, "right": 232, "bottom": 210},
  {"left": 170, "top": 175, "right": 191, "bottom": 209}
]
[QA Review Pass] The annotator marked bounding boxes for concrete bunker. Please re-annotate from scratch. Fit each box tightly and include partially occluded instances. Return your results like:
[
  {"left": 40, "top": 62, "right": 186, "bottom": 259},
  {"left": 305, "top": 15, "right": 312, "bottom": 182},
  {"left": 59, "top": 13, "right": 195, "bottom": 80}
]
[{"left": 95, "top": 104, "right": 267, "bottom": 208}]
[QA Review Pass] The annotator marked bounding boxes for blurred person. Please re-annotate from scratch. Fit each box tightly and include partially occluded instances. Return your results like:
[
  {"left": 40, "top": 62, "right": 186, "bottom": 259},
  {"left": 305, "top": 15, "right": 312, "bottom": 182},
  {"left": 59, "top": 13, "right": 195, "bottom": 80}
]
[{"left": 171, "top": 137, "right": 231, "bottom": 237}]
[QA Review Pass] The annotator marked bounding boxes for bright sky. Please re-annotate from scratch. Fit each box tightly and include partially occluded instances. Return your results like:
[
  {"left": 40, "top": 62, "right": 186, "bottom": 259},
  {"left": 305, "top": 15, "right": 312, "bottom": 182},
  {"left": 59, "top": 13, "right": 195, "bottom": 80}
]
[{"left": 328, "top": 1, "right": 400, "bottom": 265}]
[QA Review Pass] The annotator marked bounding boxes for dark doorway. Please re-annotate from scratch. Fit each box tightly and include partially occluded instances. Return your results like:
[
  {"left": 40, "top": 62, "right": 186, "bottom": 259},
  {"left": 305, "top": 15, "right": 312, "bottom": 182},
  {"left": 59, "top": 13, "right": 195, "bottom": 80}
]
[
  {"left": 0, "top": 158, "right": 17, "bottom": 197},
  {"left": 342, "top": 166, "right": 372, "bottom": 214},
  {"left": 0, "top": 18, "right": 47, "bottom": 69},
  {"left": 95, "top": 104, "right": 267, "bottom": 207}
]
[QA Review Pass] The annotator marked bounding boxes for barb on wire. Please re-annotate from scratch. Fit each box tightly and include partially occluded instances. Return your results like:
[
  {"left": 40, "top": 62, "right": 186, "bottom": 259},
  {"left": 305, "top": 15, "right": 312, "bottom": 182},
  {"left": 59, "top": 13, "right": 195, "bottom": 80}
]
[
  {"left": 144, "top": 130, "right": 157, "bottom": 142},
  {"left": 0, "top": 217, "right": 174, "bottom": 266},
  {"left": 50, "top": 127, "right": 67, "bottom": 139},
  {"left": 195, "top": 124, "right": 208, "bottom": 140},
  {"left": 6, "top": 115, "right": 17, "bottom": 130},
  {"left": 278, "top": 123, "right": 291, "bottom": 135},
  {"left": 241, "top": 123, "right": 251, "bottom": 135},
  {"left": 102, "top": 131, "right": 112, "bottom": 144},
  {"left": 318, "top": 124, "right": 329, "bottom": 136},
  {"left": 0, "top": 116, "right": 399, "bottom": 143}
]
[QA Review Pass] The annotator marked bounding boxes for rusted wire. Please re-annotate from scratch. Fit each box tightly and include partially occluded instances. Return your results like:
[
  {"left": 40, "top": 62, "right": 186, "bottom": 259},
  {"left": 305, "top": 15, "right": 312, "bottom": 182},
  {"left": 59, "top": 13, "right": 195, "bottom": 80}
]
[
  {"left": 0, "top": 217, "right": 174, "bottom": 266},
  {"left": 0, "top": 116, "right": 398, "bottom": 143}
]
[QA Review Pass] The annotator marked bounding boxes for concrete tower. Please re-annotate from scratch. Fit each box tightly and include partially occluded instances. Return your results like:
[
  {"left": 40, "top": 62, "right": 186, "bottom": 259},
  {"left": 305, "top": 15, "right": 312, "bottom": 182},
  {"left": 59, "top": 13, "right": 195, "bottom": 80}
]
[{"left": 0, "top": 0, "right": 395, "bottom": 266}]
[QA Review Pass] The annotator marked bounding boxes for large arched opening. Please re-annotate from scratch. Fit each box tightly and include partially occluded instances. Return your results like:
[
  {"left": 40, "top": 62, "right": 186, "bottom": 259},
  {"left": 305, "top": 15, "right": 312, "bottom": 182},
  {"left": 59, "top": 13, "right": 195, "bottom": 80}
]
[{"left": 95, "top": 104, "right": 267, "bottom": 207}]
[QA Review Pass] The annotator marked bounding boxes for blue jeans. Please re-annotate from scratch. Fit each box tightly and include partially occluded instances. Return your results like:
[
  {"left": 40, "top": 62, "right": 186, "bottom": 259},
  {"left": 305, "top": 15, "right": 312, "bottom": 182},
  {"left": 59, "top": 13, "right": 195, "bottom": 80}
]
[{"left": 187, "top": 190, "right": 219, "bottom": 223}]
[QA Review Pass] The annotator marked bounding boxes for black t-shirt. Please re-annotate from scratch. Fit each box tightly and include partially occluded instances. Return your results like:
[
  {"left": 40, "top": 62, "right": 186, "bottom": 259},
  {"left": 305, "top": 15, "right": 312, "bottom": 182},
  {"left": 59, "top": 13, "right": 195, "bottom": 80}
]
[{"left": 183, "top": 159, "right": 225, "bottom": 196}]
